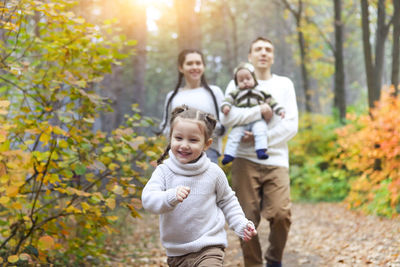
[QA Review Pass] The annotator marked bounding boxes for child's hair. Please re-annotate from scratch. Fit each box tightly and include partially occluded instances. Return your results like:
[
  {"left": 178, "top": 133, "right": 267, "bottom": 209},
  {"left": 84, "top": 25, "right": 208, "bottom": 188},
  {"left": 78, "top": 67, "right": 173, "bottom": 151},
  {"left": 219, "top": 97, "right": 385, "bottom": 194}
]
[
  {"left": 233, "top": 62, "right": 259, "bottom": 87},
  {"left": 157, "top": 105, "right": 217, "bottom": 165},
  {"left": 157, "top": 49, "right": 220, "bottom": 135}
]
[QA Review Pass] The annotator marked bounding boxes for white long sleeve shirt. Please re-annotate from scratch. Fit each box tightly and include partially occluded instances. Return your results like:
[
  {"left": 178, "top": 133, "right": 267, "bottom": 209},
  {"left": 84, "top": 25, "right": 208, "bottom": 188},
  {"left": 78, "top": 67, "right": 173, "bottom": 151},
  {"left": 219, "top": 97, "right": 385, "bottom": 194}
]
[
  {"left": 221, "top": 74, "right": 298, "bottom": 168},
  {"left": 141, "top": 151, "right": 250, "bottom": 256}
]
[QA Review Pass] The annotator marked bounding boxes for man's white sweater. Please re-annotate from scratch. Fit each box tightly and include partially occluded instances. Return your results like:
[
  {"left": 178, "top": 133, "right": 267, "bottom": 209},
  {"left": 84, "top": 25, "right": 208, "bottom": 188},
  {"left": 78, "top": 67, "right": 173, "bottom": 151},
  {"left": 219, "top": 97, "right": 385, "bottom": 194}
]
[
  {"left": 141, "top": 151, "right": 250, "bottom": 256},
  {"left": 221, "top": 74, "right": 298, "bottom": 168}
]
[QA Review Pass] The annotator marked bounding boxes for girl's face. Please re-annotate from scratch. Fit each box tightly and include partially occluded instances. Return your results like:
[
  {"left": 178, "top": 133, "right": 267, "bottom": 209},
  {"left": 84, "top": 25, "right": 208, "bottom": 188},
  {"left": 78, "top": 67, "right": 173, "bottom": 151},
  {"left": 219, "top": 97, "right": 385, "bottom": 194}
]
[
  {"left": 178, "top": 53, "right": 204, "bottom": 86},
  {"left": 236, "top": 69, "right": 256, "bottom": 89},
  {"left": 170, "top": 118, "right": 212, "bottom": 164}
]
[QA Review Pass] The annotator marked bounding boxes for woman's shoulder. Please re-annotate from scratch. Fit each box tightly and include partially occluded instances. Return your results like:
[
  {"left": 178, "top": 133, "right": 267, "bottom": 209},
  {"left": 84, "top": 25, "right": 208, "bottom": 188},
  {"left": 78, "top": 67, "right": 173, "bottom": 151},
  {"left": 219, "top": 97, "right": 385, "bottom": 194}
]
[
  {"left": 209, "top": 84, "right": 223, "bottom": 92},
  {"left": 165, "top": 89, "right": 177, "bottom": 99},
  {"left": 207, "top": 85, "right": 224, "bottom": 99}
]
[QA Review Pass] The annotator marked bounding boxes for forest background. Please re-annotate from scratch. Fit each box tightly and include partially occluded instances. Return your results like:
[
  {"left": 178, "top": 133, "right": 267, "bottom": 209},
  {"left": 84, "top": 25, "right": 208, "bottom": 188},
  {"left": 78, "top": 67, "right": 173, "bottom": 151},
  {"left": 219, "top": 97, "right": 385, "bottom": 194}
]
[{"left": 0, "top": 0, "right": 399, "bottom": 265}]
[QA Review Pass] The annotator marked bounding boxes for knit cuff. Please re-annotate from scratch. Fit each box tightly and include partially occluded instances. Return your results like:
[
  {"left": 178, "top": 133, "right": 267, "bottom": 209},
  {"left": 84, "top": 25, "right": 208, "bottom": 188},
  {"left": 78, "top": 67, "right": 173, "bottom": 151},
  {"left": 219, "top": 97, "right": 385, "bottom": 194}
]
[
  {"left": 167, "top": 188, "right": 179, "bottom": 207},
  {"left": 220, "top": 103, "right": 231, "bottom": 112},
  {"left": 237, "top": 219, "right": 252, "bottom": 239}
]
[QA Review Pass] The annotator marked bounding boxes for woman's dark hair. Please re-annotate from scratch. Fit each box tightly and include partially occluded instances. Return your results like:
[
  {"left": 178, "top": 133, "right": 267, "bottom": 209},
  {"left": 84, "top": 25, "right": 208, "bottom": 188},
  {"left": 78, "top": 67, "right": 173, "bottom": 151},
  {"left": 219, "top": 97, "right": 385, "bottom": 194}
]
[
  {"left": 157, "top": 49, "right": 220, "bottom": 135},
  {"left": 157, "top": 105, "right": 217, "bottom": 165}
]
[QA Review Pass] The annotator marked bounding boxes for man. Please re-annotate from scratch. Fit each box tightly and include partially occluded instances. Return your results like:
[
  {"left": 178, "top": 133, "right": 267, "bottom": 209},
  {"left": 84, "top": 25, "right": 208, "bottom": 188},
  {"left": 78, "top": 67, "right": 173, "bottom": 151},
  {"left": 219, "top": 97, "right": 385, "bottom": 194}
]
[{"left": 221, "top": 37, "right": 298, "bottom": 267}]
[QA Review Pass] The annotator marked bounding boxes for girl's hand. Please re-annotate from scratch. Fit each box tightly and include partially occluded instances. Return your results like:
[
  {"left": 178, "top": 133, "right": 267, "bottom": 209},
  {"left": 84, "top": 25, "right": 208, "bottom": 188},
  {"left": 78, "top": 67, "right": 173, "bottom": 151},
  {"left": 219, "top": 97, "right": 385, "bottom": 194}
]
[
  {"left": 243, "top": 222, "right": 257, "bottom": 242},
  {"left": 176, "top": 186, "right": 190, "bottom": 202},
  {"left": 280, "top": 111, "right": 286, "bottom": 119}
]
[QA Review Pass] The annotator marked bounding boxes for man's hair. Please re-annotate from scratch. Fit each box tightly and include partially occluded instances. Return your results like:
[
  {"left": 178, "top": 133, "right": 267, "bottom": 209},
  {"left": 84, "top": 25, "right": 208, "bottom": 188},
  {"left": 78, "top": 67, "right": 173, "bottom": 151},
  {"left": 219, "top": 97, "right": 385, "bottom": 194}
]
[{"left": 248, "top": 37, "right": 273, "bottom": 53}]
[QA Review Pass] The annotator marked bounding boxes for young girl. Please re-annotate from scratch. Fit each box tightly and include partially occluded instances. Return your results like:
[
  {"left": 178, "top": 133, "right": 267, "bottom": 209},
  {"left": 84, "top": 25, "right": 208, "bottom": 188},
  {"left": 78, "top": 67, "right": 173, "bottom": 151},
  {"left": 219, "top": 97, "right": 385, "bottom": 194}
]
[
  {"left": 142, "top": 105, "right": 256, "bottom": 266},
  {"left": 158, "top": 49, "right": 225, "bottom": 164}
]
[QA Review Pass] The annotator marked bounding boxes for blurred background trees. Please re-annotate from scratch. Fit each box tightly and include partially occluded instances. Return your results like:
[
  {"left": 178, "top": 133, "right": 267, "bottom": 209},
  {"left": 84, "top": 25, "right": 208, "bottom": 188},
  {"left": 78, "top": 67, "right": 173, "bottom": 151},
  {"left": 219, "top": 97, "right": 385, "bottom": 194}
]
[{"left": 72, "top": 0, "right": 399, "bottom": 124}]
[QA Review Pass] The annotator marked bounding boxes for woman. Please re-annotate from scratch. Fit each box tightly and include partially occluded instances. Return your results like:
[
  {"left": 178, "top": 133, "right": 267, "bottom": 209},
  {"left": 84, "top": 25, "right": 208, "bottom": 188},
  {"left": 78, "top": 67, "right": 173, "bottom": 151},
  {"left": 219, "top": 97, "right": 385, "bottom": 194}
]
[{"left": 159, "top": 49, "right": 225, "bottom": 163}]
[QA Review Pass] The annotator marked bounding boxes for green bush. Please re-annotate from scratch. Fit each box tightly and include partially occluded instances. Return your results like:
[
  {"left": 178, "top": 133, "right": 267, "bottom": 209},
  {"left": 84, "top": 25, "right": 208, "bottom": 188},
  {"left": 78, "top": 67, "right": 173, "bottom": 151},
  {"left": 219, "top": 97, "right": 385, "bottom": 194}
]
[{"left": 289, "top": 113, "right": 350, "bottom": 202}]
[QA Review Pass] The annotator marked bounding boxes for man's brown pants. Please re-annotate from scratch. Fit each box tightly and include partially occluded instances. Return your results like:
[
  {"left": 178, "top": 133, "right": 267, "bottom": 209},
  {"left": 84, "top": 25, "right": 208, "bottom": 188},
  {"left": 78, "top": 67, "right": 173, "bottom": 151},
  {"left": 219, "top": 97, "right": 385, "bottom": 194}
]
[{"left": 231, "top": 158, "right": 292, "bottom": 267}]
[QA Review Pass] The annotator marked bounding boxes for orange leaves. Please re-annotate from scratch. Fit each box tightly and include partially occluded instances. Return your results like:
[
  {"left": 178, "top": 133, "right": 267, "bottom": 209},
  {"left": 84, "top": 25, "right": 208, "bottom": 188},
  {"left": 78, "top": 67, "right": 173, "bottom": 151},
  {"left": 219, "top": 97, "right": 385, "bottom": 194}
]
[
  {"left": 337, "top": 88, "right": 400, "bottom": 216},
  {"left": 38, "top": 235, "right": 55, "bottom": 251}
]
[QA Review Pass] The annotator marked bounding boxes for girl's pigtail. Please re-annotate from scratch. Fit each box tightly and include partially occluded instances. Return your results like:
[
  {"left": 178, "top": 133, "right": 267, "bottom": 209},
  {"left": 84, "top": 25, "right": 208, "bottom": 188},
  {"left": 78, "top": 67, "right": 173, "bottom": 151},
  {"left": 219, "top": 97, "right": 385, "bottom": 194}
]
[
  {"left": 201, "top": 76, "right": 220, "bottom": 121},
  {"left": 157, "top": 144, "right": 171, "bottom": 165}
]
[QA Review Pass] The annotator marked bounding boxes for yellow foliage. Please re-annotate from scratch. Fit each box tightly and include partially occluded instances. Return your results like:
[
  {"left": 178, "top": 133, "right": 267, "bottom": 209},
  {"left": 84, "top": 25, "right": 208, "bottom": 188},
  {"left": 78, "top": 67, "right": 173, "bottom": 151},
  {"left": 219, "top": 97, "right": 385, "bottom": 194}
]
[
  {"left": 38, "top": 235, "right": 55, "bottom": 251},
  {"left": 0, "top": 196, "right": 10, "bottom": 205},
  {"left": 7, "top": 255, "right": 19, "bottom": 263},
  {"left": 112, "top": 185, "right": 123, "bottom": 195},
  {"left": 106, "top": 198, "right": 116, "bottom": 210}
]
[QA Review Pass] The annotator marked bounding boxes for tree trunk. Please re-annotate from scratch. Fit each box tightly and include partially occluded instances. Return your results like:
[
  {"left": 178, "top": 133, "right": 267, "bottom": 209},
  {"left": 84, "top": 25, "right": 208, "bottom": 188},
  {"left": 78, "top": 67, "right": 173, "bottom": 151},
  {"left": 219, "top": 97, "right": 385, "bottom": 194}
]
[
  {"left": 130, "top": 1, "right": 147, "bottom": 110},
  {"left": 333, "top": 0, "right": 346, "bottom": 120},
  {"left": 391, "top": 0, "right": 400, "bottom": 96},
  {"left": 98, "top": 0, "right": 147, "bottom": 130},
  {"left": 361, "top": 0, "right": 391, "bottom": 109},
  {"left": 220, "top": 0, "right": 238, "bottom": 73},
  {"left": 360, "top": 0, "right": 375, "bottom": 109},
  {"left": 297, "top": 23, "right": 312, "bottom": 112},
  {"left": 282, "top": 0, "right": 312, "bottom": 112},
  {"left": 221, "top": 0, "right": 238, "bottom": 74},
  {"left": 374, "top": 0, "right": 389, "bottom": 99},
  {"left": 174, "top": 0, "right": 202, "bottom": 51}
]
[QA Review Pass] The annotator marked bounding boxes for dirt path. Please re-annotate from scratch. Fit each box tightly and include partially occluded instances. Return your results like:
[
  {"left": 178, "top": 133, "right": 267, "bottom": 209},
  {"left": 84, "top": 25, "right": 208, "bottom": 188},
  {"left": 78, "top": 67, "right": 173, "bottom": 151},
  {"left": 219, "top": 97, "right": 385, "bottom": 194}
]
[{"left": 110, "top": 203, "right": 400, "bottom": 266}]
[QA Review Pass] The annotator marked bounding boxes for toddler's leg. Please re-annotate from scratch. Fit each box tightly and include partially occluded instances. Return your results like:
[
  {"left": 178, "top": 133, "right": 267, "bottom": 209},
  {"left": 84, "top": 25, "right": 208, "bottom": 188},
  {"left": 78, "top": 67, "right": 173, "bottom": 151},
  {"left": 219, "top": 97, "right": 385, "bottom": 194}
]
[
  {"left": 222, "top": 126, "right": 245, "bottom": 165},
  {"left": 252, "top": 120, "right": 269, "bottom": 159}
]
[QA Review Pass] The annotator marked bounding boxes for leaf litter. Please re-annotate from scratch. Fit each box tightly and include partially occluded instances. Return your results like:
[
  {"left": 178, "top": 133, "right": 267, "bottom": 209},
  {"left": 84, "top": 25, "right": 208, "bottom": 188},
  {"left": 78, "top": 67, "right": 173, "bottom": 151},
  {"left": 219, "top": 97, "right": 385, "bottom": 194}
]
[{"left": 106, "top": 203, "right": 400, "bottom": 266}]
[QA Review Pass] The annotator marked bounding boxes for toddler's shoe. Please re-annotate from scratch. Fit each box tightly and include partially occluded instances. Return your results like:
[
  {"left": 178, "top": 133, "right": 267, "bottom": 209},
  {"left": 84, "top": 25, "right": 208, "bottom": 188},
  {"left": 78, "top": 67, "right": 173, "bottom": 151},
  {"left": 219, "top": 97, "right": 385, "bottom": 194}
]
[
  {"left": 266, "top": 261, "right": 282, "bottom": 267},
  {"left": 256, "top": 149, "right": 269, "bottom": 159},
  {"left": 222, "top": 154, "right": 235, "bottom": 165}
]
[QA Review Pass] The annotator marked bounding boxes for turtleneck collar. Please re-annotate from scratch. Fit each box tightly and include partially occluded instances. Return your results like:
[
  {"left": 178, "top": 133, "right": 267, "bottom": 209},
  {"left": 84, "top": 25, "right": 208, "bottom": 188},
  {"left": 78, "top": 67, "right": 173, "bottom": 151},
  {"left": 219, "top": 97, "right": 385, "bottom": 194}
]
[{"left": 164, "top": 150, "right": 211, "bottom": 176}]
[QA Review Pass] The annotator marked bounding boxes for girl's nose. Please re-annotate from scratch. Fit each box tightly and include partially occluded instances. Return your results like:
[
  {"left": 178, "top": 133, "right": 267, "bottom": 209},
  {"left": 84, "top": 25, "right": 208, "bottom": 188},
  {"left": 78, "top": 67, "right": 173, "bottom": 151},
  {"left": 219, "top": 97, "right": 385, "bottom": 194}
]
[{"left": 181, "top": 140, "right": 189, "bottom": 148}]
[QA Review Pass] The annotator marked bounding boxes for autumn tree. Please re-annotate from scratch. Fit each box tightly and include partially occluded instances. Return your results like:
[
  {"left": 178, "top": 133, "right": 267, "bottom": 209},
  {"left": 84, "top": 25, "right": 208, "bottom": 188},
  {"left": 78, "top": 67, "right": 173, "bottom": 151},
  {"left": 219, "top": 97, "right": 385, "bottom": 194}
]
[{"left": 0, "top": 0, "right": 159, "bottom": 263}]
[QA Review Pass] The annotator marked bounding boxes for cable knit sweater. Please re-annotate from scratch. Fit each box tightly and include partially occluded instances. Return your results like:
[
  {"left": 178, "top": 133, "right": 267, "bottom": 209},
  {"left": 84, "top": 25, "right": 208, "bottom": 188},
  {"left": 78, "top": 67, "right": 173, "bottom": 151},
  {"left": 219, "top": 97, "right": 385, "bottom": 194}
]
[{"left": 141, "top": 151, "right": 250, "bottom": 256}]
